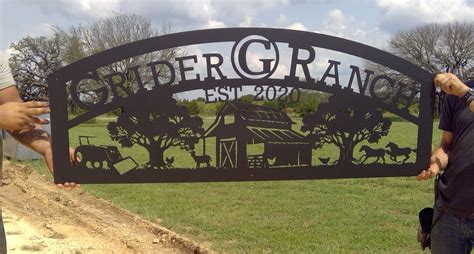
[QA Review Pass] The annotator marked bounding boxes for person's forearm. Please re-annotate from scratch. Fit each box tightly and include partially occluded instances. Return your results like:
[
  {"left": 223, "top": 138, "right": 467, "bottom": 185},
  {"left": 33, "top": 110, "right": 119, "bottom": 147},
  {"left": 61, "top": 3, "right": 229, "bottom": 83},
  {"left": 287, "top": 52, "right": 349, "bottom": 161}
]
[
  {"left": 469, "top": 101, "right": 474, "bottom": 112},
  {"left": 430, "top": 147, "right": 449, "bottom": 171},
  {"left": 7, "top": 125, "right": 51, "bottom": 155}
]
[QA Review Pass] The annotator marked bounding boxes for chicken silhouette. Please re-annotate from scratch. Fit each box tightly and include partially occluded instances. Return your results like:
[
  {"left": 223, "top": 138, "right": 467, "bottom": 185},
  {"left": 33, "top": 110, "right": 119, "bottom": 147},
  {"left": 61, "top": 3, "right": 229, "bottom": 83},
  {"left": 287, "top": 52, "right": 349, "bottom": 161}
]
[
  {"left": 267, "top": 156, "right": 277, "bottom": 166},
  {"left": 318, "top": 157, "right": 330, "bottom": 165},
  {"left": 165, "top": 156, "right": 174, "bottom": 167}
]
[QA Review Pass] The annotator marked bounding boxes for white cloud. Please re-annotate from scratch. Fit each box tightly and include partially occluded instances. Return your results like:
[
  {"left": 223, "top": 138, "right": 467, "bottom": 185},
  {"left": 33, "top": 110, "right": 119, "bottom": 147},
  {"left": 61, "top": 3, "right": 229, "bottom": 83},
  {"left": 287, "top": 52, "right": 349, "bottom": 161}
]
[
  {"left": 40, "top": 0, "right": 285, "bottom": 27},
  {"left": 207, "top": 20, "right": 227, "bottom": 29},
  {"left": 308, "top": 9, "right": 393, "bottom": 85},
  {"left": 315, "top": 9, "right": 390, "bottom": 48},
  {"left": 78, "top": 0, "right": 121, "bottom": 18},
  {"left": 276, "top": 14, "right": 289, "bottom": 26},
  {"left": 286, "top": 22, "right": 309, "bottom": 31},
  {"left": 376, "top": 0, "right": 474, "bottom": 32},
  {"left": 321, "top": 9, "right": 349, "bottom": 37},
  {"left": 240, "top": 16, "right": 253, "bottom": 27},
  {"left": 28, "top": 0, "right": 121, "bottom": 20},
  {"left": 273, "top": 13, "right": 307, "bottom": 31},
  {"left": 207, "top": 0, "right": 289, "bottom": 28},
  {"left": 21, "top": 0, "right": 291, "bottom": 31},
  {"left": 0, "top": 48, "right": 19, "bottom": 60},
  {"left": 273, "top": 63, "right": 289, "bottom": 79},
  {"left": 29, "top": 23, "right": 55, "bottom": 37}
]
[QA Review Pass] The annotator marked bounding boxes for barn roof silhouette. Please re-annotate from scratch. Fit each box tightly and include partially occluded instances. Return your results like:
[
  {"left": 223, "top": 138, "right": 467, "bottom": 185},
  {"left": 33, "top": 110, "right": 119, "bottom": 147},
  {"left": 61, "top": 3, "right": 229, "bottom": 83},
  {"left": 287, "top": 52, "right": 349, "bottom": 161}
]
[{"left": 205, "top": 101, "right": 306, "bottom": 144}]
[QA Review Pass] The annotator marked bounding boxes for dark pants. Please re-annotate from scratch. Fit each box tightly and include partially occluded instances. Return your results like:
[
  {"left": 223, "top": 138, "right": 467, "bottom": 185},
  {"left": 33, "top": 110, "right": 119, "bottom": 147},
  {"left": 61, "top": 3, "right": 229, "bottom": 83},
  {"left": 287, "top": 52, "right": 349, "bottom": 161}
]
[{"left": 431, "top": 206, "right": 474, "bottom": 254}]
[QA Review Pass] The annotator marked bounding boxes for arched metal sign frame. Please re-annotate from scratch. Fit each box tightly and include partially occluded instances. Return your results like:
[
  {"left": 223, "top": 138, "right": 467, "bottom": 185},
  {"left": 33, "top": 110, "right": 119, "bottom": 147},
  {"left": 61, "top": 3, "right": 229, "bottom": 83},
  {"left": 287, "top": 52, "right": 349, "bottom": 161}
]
[{"left": 47, "top": 28, "right": 435, "bottom": 184}]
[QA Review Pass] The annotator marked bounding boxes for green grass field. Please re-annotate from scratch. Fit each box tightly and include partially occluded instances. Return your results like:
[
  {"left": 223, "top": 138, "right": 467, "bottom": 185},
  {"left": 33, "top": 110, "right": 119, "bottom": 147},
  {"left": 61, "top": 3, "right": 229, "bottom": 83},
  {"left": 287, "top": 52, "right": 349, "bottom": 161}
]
[{"left": 21, "top": 119, "right": 442, "bottom": 253}]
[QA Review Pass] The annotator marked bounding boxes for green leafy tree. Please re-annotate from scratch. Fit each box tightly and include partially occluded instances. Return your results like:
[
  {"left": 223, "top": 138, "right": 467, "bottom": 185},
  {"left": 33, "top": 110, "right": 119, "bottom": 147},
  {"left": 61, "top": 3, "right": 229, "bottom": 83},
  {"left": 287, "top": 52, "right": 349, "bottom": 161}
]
[
  {"left": 262, "top": 100, "right": 285, "bottom": 110},
  {"left": 293, "top": 91, "right": 328, "bottom": 117},
  {"left": 178, "top": 99, "right": 200, "bottom": 115},
  {"left": 301, "top": 92, "right": 391, "bottom": 165},
  {"left": 107, "top": 88, "right": 204, "bottom": 169},
  {"left": 9, "top": 34, "right": 65, "bottom": 101},
  {"left": 239, "top": 94, "right": 254, "bottom": 104}
]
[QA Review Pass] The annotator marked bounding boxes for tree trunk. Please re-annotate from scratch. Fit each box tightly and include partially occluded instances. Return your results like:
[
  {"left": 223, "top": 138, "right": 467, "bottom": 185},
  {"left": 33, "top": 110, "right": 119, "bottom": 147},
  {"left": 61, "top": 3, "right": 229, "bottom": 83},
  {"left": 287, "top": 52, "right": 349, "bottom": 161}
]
[
  {"left": 147, "top": 143, "right": 165, "bottom": 169},
  {"left": 338, "top": 148, "right": 351, "bottom": 164},
  {"left": 337, "top": 138, "right": 356, "bottom": 165}
]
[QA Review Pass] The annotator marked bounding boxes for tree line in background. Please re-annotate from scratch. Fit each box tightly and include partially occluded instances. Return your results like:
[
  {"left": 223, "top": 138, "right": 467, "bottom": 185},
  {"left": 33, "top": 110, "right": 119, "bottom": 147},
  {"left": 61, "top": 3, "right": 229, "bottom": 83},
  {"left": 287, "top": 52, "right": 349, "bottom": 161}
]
[
  {"left": 7, "top": 13, "right": 474, "bottom": 117},
  {"left": 176, "top": 91, "right": 330, "bottom": 117}
]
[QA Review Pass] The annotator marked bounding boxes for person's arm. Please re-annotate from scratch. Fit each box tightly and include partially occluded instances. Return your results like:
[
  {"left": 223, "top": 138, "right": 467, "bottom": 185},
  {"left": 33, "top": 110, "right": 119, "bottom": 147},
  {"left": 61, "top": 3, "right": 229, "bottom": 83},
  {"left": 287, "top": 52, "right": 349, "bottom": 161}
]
[
  {"left": 416, "top": 131, "right": 452, "bottom": 180},
  {"left": 434, "top": 73, "right": 474, "bottom": 112},
  {"left": 0, "top": 86, "right": 77, "bottom": 188},
  {"left": 0, "top": 86, "right": 51, "bottom": 154},
  {"left": 0, "top": 86, "right": 50, "bottom": 130}
]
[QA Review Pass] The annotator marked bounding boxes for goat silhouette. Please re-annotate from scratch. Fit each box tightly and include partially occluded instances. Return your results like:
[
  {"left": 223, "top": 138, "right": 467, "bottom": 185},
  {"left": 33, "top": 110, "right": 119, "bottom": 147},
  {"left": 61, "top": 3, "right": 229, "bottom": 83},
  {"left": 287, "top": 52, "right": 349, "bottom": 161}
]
[{"left": 190, "top": 151, "right": 211, "bottom": 168}]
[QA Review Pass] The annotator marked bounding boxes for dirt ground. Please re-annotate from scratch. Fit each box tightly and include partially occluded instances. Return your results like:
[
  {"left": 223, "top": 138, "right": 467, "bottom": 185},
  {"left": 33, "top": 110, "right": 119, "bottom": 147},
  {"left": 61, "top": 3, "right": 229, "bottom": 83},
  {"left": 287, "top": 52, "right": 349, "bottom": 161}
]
[{"left": 0, "top": 161, "right": 210, "bottom": 253}]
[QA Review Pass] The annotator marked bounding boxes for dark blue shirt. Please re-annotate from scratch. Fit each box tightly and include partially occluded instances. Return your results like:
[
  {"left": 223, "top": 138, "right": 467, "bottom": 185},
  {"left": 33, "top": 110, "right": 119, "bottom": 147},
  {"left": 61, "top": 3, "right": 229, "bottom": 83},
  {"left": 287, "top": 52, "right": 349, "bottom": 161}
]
[{"left": 438, "top": 79, "right": 474, "bottom": 216}]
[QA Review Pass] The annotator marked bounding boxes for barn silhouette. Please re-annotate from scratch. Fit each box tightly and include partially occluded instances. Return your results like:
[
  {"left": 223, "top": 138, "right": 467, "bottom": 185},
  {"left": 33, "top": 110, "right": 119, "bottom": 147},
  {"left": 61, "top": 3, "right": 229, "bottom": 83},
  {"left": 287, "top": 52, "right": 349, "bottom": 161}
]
[{"left": 205, "top": 101, "right": 311, "bottom": 169}]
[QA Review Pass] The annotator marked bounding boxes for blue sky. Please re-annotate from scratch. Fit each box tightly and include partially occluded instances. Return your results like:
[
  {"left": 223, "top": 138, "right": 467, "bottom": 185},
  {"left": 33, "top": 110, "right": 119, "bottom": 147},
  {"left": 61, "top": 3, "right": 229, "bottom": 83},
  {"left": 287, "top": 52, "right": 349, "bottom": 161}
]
[{"left": 2, "top": 0, "right": 474, "bottom": 55}]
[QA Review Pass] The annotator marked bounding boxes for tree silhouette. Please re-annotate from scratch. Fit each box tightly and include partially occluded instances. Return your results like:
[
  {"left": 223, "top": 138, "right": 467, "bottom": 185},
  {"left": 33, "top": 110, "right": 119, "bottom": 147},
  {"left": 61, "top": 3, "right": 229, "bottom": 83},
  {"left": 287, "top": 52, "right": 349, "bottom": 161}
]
[
  {"left": 301, "top": 91, "right": 391, "bottom": 165},
  {"left": 107, "top": 87, "right": 204, "bottom": 169}
]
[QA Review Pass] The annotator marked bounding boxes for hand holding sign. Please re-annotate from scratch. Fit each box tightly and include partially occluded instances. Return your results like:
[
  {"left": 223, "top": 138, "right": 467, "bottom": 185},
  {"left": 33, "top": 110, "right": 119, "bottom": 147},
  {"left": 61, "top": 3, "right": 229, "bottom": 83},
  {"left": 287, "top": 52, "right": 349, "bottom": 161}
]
[
  {"left": 434, "top": 73, "right": 469, "bottom": 97},
  {"left": 0, "top": 101, "right": 50, "bottom": 131},
  {"left": 416, "top": 159, "right": 440, "bottom": 180},
  {"left": 44, "top": 147, "right": 81, "bottom": 188}
]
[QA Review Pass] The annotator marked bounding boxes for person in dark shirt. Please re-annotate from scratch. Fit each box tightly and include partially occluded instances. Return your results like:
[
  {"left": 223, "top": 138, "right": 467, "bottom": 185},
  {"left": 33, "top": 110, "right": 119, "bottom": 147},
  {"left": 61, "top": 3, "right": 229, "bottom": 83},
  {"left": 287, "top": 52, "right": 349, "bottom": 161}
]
[{"left": 417, "top": 73, "right": 474, "bottom": 253}]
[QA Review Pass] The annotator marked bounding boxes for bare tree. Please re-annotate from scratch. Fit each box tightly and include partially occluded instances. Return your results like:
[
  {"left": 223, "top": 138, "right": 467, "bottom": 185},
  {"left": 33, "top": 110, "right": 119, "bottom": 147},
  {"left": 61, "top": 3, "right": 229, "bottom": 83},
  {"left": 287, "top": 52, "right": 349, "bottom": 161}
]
[
  {"left": 365, "top": 22, "right": 474, "bottom": 114},
  {"left": 9, "top": 34, "right": 65, "bottom": 101},
  {"left": 57, "top": 13, "right": 181, "bottom": 91},
  {"left": 9, "top": 13, "right": 180, "bottom": 109},
  {"left": 368, "top": 22, "right": 474, "bottom": 78},
  {"left": 389, "top": 22, "right": 474, "bottom": 77}
]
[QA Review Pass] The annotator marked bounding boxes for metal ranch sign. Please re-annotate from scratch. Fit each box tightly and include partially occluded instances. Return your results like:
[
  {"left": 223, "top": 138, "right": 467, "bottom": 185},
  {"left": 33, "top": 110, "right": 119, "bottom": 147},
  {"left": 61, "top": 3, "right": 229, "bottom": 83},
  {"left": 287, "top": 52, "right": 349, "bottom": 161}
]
[{"left": 47, "top": 28, "right": 435, "bottom": 184}]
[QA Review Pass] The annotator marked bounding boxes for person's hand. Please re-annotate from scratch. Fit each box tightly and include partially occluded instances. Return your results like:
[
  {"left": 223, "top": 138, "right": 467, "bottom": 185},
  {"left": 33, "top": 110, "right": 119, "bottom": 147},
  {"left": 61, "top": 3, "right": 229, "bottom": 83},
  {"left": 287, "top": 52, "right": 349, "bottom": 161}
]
[
  {"left": 44, "top": 147, "right": 81, "bottom": 188},
  {"left": 0, "top": 101, "right": 50, "bottom": 131},
  {"left": 434, "top": 73, "right": 469, "bottom": 97},
  {"left": 416, "top": 163, "right": 440, "bottom": 180}
]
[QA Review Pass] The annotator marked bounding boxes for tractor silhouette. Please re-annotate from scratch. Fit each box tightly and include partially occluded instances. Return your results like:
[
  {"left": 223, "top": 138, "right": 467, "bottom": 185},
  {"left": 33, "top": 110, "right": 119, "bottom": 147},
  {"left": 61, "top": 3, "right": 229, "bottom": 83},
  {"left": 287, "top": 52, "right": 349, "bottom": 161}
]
[{"left": 75, "top": 136, "right": 138, "bottom": 174}]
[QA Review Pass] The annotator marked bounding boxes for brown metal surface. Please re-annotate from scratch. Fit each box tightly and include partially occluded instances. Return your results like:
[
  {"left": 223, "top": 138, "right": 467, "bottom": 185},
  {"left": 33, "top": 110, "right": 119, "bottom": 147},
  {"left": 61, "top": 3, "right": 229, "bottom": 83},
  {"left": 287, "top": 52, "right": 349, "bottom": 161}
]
[{"left": 47, "top": 28, "right": 435, "bottom": 184}]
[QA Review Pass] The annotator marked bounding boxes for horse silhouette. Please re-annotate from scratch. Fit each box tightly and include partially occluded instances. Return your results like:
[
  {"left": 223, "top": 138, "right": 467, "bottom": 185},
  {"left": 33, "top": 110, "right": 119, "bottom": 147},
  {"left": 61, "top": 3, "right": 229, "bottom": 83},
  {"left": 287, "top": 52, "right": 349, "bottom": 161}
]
[
  {"left": 359, "top": 145, "right": 386, "bottom": 164},
  {"left": 385, "top": 142, "right": 416, "bottom": 163}
]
